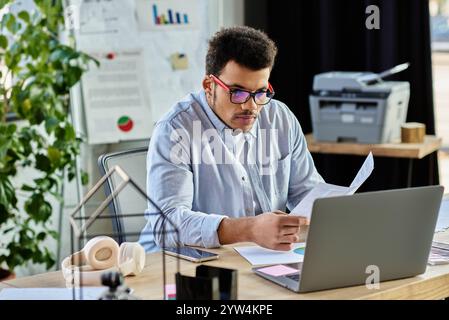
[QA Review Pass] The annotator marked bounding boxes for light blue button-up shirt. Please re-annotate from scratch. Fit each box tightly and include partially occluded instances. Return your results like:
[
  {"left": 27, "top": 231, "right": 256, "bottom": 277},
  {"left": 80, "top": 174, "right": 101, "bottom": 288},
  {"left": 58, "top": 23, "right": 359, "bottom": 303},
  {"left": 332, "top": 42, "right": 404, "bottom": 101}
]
[{"left": 139, "top": 90, "right": 324, "bottom": 252}]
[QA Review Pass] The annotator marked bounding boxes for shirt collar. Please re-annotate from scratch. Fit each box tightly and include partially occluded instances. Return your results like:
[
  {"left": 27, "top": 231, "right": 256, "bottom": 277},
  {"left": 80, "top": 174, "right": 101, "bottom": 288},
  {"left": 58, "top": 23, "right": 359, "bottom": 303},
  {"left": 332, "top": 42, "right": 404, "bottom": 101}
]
[{"left": 197, "top": 90, "right": 259, "bottom": 138}]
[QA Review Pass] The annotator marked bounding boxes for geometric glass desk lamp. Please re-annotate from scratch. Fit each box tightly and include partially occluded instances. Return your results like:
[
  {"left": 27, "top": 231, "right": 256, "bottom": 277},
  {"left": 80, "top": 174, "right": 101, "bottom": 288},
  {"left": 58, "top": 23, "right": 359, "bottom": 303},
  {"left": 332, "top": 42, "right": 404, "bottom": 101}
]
[{"left": 67, "top": 165, "right": 180, "bottom": 300}]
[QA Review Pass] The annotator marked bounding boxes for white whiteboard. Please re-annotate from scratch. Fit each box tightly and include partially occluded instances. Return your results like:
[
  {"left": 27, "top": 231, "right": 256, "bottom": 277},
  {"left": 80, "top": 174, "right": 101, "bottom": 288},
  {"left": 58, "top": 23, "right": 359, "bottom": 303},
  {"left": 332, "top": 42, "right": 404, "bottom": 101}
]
[{"left": 71, "top": 0, "right": 211, "bottom": 144}]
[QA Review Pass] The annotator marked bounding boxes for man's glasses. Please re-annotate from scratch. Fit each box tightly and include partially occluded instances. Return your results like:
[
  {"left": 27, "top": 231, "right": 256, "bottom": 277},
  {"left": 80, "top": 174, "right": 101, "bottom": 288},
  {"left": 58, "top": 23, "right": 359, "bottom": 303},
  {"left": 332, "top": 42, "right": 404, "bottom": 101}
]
[{"left": 210, "top": 74, "right": 275, "bottom": 105}]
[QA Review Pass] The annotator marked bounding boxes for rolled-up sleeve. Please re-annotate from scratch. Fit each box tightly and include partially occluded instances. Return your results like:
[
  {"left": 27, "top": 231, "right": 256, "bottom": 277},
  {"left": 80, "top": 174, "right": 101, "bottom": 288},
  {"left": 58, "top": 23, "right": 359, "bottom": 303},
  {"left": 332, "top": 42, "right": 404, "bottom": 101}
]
[{"left": 145, "top": 121, "right": 227, "bottom": 249}]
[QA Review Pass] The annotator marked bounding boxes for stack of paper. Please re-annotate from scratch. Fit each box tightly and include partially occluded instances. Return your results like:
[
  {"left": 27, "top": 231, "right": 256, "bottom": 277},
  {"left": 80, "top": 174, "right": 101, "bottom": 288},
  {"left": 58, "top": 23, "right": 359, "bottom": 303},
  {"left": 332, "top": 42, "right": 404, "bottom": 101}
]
[{"left": 428, "top": 242, "right": 449, "bottom": 265}]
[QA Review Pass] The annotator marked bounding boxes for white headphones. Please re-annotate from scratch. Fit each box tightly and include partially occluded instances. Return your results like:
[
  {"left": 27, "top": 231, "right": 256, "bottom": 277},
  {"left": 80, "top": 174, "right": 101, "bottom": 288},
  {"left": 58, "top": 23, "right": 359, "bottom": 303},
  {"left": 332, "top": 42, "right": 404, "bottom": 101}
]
[{"left": 61, "top": 236, "right": 145, "bottom": 286}]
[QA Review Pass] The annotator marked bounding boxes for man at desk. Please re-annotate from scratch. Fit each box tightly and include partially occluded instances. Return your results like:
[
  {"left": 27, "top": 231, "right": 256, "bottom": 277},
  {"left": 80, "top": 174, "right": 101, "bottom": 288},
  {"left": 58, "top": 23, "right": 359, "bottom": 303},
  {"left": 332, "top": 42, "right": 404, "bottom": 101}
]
[{"left": 140, "top": 26, "right": 324, "bottom": 252}]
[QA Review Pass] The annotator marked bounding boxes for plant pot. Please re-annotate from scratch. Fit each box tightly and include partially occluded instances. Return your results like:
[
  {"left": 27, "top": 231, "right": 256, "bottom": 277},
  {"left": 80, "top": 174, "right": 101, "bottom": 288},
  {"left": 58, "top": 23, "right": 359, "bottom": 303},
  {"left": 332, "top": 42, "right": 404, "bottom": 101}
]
[{"left": 0, "top": 268, "right": 15, "bottom": 282}]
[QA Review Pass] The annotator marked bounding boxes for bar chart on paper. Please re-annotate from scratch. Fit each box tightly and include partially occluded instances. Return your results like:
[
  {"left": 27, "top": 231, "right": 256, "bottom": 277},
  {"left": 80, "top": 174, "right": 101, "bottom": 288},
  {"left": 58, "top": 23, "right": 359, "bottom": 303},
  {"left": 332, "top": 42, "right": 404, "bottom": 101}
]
[
  {"left": 136, "top": 0, "right": 200, "bottom": 30},
  {"left": 152, "top": 3, "right": 189, "bottom": 25}
]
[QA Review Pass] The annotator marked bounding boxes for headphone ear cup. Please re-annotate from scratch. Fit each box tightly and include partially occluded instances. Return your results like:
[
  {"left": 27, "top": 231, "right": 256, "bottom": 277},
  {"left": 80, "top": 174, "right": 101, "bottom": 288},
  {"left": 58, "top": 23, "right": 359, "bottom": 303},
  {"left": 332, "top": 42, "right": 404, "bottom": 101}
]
[
  {"left": 118, "top": 242, "right": 145, "bottom": 276},
  {"left": 84, "top": 236, "right": 119, "bottom": 269},
  {"left": 118, "top": 243, "right": 133, "bottom": 276},
  {"left": 134, "top": 244, "right": 145, "bottom": 273}
]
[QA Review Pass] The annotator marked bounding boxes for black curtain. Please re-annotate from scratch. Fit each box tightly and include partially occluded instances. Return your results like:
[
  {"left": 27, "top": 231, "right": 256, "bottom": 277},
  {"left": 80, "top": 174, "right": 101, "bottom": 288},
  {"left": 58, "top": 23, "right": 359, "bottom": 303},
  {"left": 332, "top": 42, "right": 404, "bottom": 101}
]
[{"left": 245, "top": 0, "right": 439, "bottom": 191}]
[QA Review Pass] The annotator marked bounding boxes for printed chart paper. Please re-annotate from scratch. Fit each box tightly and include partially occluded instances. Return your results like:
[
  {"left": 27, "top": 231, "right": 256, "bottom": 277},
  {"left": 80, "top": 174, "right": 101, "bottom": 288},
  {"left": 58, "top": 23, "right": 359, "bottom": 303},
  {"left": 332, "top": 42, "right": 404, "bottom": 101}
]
[{"left": 81, "top": 50, "right": 153, "bottom": 144}]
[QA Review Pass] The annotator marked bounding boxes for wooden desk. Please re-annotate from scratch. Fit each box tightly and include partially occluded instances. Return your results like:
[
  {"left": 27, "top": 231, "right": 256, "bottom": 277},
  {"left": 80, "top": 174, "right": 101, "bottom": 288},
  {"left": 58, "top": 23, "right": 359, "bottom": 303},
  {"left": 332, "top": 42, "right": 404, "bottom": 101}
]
[
  {"left": 3, "top": 232, "right": 449, "bottom": 300},
  {"left": 305, "top": 134, "right": 441, "bottom": 159},
  {"left": 0, "top": 282, "right": 13, "bottom": 290},
  {"left": 305, "top": 134, "right": 442, "bottom": 187}
]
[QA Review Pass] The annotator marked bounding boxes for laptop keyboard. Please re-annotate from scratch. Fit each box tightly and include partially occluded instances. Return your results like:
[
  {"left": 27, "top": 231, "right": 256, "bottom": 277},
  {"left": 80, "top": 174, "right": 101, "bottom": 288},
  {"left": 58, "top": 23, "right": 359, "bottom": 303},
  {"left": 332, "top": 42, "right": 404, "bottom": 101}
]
[
  {"left": 285, "top": 273, "right": 300, "bottom": 281},
  {"left": 284, "top": 262, "right": 302, "bottom": 282}
]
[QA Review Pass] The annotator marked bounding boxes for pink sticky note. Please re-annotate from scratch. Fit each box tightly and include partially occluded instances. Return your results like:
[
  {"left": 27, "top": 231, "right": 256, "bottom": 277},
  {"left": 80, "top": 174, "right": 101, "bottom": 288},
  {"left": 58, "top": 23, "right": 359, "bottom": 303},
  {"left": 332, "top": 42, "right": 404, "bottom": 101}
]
[
  {"left": 165, "top": 284, "right": 176, "bottom": 300},
  {"left": 258, "top": 264, "right": 299, "bottom": 277}
]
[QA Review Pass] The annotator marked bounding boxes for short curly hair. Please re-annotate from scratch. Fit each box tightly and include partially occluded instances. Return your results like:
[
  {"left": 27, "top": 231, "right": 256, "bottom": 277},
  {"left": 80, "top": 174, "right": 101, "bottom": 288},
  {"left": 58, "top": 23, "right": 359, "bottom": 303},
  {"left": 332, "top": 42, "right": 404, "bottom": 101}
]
[{"left": 206, "top": 26, "right": 278, "bottom": 76}]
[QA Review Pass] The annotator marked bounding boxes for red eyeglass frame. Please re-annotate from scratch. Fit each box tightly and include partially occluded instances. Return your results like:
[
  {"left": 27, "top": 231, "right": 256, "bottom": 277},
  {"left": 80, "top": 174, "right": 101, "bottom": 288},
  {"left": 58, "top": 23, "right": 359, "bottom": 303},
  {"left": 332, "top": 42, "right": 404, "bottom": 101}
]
[{"left": 209, "top": 74, "right": 275, "bottom": 104}]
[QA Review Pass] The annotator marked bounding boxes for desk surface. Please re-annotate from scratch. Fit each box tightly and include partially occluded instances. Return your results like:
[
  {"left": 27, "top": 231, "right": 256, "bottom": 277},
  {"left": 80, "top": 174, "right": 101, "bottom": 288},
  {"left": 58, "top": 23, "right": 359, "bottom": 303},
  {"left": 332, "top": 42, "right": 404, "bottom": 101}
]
[
  {"left": 305, "top": 134, "right": 442, "bottom": 159},
  {"left": 0, "top": 282, "right": 13, "bottom": 290},
  {"left": 3, "top": 231, "right": 449, "bottom": 300}
]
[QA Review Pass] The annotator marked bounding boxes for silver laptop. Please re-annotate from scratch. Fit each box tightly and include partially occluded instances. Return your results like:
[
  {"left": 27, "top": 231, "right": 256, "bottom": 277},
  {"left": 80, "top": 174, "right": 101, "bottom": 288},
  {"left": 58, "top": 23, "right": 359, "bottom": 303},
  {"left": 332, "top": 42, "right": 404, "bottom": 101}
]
[{"left": 253, "top": 185, "right": 444, "bottom": 293}]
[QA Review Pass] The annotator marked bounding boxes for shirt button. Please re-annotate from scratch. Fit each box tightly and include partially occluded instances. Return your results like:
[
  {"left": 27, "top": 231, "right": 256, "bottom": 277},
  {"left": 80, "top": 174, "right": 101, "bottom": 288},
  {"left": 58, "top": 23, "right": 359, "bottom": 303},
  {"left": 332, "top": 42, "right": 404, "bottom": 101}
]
[
  {"left": 246, "top": 208, "right": 251, "bottom": 214},
  {"left": 242, "top": 176, "right": 245, "bottom": 181}
]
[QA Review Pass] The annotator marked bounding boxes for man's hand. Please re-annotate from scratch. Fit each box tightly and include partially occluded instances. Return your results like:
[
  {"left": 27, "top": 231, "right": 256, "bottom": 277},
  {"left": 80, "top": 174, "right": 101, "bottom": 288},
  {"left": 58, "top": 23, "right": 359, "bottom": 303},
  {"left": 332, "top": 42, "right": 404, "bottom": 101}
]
[
  {"left": 217, "top": 211, "right": 309, "bottom": 250},
  {"left": 273, "top": 210, "right": 310, "bottom": 225},
  {"left": 277, "top": 211, "right": 310, "bottom": 243},
  {"left": 249, "top": 211, "right": 309, "bottom": 251}
]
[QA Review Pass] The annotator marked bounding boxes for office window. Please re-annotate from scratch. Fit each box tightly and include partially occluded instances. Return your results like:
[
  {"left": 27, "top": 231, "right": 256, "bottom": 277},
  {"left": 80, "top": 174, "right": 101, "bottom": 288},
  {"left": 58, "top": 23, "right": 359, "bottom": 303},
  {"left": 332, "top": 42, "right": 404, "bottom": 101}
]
[{"left": 430, "top": 0, "right": 449, "bottom": 190}]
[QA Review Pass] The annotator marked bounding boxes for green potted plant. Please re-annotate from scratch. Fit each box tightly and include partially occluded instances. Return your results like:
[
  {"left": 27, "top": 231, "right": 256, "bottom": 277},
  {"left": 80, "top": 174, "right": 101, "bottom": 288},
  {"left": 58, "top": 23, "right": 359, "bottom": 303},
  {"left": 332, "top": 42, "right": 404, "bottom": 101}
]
[{"left": 0, "top": 0, "right": 96, "bottom": 279}]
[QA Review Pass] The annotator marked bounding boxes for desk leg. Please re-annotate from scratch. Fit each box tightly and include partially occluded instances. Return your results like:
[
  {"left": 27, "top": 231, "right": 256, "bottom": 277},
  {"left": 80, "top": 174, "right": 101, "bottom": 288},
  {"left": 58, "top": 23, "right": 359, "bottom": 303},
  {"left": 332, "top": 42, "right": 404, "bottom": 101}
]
[{"left": 407, "top": 158, "right": 414, "bottom": 188}]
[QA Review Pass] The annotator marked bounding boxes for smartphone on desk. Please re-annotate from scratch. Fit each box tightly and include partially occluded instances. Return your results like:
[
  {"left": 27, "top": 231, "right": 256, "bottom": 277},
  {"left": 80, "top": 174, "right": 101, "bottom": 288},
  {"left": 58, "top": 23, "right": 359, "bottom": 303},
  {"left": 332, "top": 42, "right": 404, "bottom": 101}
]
[{"left": 164, "top": 247, "right": 219, "bottom": 263}]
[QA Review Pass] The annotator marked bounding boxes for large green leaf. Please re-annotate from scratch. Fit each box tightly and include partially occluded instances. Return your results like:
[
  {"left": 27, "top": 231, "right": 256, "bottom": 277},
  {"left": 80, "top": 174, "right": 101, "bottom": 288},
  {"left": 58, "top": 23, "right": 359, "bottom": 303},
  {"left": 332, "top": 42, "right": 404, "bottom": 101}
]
[
  {"left": 17, "top": 11, "right": 30, "bottom": 23},
  {"left": 64, "top": 124, "right": 76, "bottom": 141},
  {"left": 24, "top": 193, "right": 52, "bottom": 222},
  {"left": 4, "top": 13, "right": 20, "bottom": 34},
  {"left": 0, "top": 203, "right": 10, "bottom": 224},
  {"left": 47, "top": 147, "right": 61, "bottom": 167},
  {"left": 0, "top": 136, "right": 12, "bottom": 159},
  {"left": 35, "top": 153, "right": 52, "bottom": 172},
  {"left": 81, "top": 170, "right": 89, "bottom": 185},
  {"left": 0, "top": 34, "right": 7, "bottom": 49}
]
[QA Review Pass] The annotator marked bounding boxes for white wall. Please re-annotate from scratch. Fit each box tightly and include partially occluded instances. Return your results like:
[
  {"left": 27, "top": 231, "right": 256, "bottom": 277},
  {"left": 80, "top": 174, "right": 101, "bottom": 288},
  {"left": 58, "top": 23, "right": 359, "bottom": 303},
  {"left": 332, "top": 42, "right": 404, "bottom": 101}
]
[{"left": 220, "top": 0, "right": 245, "bottom": 28}]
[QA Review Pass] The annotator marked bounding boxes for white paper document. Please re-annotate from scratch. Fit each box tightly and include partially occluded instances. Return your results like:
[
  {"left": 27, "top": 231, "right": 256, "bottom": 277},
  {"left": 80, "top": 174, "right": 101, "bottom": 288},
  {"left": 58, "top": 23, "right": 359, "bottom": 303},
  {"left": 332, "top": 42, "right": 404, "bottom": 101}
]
[
  {"left": 0, "top": 287, "right": 106, "bottom": 300},
  {"left": 81, "top": 50, "right": 153, "bottom": 144},
  {"left": 74, "top": 0, "right": 140, "bottom": 51},
  {"left": 291, "top": 152, "right": 374, "bottom": 219},
  {"left": 234, "top": 243, "right": 306, "bottom": 266},
  {"left": 349, "top": 152, "right": 375, "bottom": 189}
]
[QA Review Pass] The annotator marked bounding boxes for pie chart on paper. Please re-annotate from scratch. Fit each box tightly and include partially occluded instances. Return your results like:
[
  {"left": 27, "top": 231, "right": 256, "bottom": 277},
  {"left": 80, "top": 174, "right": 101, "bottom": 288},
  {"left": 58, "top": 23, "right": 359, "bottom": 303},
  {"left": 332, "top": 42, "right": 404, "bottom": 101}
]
[{"left": 117, "top": 116, "right": 134, "bottom": 132}]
